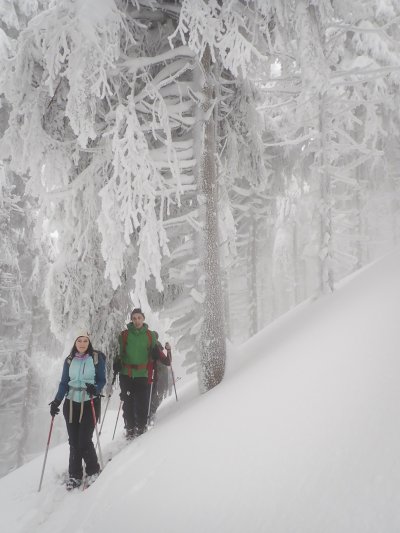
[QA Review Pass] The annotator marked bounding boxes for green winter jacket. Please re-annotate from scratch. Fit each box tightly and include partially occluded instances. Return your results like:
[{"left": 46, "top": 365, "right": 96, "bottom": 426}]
[{"left": 118, "top": 322, "right": 157, "bottom": 378}]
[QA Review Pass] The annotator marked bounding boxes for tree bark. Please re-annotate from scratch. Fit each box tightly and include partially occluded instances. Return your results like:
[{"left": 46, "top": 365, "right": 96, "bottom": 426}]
[
  {"left": 318, "top": 92, "right": 334, "bottom": 293},
  {"left": 248, "top": 214, "right": 258, "bottom": 336},
  {"left": 199, "top": 45, "right": 226, "bottom": 392}
]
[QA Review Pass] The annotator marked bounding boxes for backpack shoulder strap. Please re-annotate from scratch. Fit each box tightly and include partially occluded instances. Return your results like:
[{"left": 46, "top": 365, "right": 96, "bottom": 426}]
[
  {"left": 121, "top": 330, "right": 129, "bottom": 356},
  {"left": 146, "top": 330, "right": 157, "bottom": 375},
  {"left": 146, "top": 329, "right": 153, "bottom": 349},
  {"left": 66, "top": 354, "right": 73, "bottom": 366}
]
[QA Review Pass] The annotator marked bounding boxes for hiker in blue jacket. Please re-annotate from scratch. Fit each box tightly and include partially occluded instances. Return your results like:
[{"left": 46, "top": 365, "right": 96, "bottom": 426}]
[{"left": 49, "top": 330, "right": 106, "bottom": 490}]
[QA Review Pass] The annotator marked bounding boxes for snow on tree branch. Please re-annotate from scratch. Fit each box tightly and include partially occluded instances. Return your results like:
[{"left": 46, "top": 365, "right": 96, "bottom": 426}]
[{"left": 172, "top": 0, "right": 271, "bottom": 77}]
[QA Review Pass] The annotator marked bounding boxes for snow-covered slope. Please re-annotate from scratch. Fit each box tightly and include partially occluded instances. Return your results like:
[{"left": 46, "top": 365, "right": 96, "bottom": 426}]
[{"left": 1, "top": 250, "right": 400, "bottom": 533}]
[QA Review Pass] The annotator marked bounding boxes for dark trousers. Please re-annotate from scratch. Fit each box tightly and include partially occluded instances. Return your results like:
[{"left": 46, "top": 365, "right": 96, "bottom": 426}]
[
  {"left": 119, "top": 374, "right": 150, "bottom": 436},
  {"left": 63, "top": 399, "right": 100, "bottom": 478},
  {"left": 149, "top": 362, "right": 169, "bottom": 419}
]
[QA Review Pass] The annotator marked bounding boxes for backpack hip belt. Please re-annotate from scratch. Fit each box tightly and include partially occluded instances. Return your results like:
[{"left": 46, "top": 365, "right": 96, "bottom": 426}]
[{"left": 123, "top": 362, "right": 148, "bottom": 378}]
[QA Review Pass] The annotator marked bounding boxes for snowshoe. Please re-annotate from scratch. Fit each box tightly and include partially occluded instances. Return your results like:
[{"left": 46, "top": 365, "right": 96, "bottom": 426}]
[
  {"left": 81, "top": 471, "right": 100, "bottom": 490},
  {"left": 86, "top": 472, "right": 100, "bottom": 487},
  {"left": 66, "top": 477, "right": 82, "bottom": 491},
  {"left": 126, "top": 428, "right": 135, "bottom": 440}
]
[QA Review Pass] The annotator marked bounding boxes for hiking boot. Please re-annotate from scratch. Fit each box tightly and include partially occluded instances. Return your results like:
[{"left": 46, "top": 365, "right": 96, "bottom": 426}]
[
  {"left": 126, "top": 428, "right": 135, "bottom": 440},
  {"left": 66, "top": 477, "right": 82, "bottom": 491},
  {"left": 134, "top": 425, "right": 146, "bottom": 437},
  {"left": 86, "top": 472, "right": 100, "bottom": 487}
]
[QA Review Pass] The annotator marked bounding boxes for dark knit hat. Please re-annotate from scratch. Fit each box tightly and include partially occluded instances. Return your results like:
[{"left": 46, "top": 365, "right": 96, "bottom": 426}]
[{"left": 131, "top": 308, "right": 145, "bottom": 318}]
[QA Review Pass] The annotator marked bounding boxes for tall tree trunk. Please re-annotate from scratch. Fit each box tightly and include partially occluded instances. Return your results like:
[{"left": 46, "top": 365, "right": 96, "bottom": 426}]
[
  {"left": 16, "top": 291, "right": 38, "bottom": 467},
  {"left": 354, "top": 106, "right": 367, "bottom": 270},
  {"left": 248, "top": 214, "right": 258, "bottom": 336},
  {"left": 296, "top": 0, "right": 333, "bottom": 294},
  {"left": 199, "top": 45, "right": 226, "bottom": 392},
  {"left": 222, "top": 273, "right": 231, "bottom": 342},
  {"left": 292, "top": 218, "right": 301, "bottom": 304},
  {"left": 319, "top": 93, "right": 334, "bottom": 293}
]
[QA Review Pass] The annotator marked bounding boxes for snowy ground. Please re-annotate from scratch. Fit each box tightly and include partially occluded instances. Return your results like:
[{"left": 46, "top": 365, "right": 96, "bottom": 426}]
[{"left": 1, "top": 249, "right": 400, "bottom": 533}]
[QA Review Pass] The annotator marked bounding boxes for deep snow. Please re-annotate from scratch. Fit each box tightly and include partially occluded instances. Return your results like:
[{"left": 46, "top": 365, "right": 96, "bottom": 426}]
[{"left": 1, "top": 250, "right": 400, "bottom": 533}]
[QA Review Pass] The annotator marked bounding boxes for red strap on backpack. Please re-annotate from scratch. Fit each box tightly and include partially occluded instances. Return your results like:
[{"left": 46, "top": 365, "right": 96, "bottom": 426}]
[
  {"left": 146, "top": 329, "right": 152, "bottom": 348},
  {"left": 121, "top": 330, "right": 128, "bottom": 355},
  {"left": 146, "top": 330, "right": 154, "bottom": 384}
]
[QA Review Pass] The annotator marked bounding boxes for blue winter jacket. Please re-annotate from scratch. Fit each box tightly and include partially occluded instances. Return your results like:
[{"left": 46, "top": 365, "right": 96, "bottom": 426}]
[{"left": 55, "top": 351, "right": 106, "bottom": 402}]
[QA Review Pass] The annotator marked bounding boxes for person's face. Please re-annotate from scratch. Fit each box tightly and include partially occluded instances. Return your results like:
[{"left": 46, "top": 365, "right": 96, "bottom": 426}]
[
  {"left": 75, "top": 336, "right": 89, "bottom": 354},
  {"left": 131, "top": 313, "right": 145, "bottom": 329}
]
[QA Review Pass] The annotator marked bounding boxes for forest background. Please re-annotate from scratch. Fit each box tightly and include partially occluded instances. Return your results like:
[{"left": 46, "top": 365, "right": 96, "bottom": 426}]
[{"left": 1, "top": 0, "right": 400, "bottom": 478}]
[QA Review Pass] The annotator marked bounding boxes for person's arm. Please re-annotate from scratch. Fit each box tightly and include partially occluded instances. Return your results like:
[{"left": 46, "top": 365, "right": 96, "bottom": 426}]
[
  {"left": 95, "top": 353, "right": 107, "bottom": 394},
  {"left": 54, "top": 360, "right": 70, "bottom": 402},
  {"left": 156, "top": 341, "right": 171, "bottom": 366}
]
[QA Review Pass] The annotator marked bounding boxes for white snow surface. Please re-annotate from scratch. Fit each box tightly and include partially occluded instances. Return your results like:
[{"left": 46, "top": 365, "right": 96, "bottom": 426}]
[{"left": 1, "top": 250, "right": 400, "bottom": 533}]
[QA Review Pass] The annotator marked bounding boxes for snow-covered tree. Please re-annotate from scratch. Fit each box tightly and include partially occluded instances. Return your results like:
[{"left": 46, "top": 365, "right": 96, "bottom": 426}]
[
  {"left": 173, "top": 0, "right": 275, "bottom": 388},
  {"left": 1, "top": 1, "right": 199, "bottom": 379}
]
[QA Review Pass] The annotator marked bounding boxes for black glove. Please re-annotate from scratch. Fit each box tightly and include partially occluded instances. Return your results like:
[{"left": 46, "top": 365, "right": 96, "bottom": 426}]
[
  {"left": 85, "top": 383, "right": 97, "bottom": 396},
  {"left": 49, "top": 398, "right": 61, "bottom": 417},
  {"left": 113, "top": 358, "right": 122, "bottom": 373}
]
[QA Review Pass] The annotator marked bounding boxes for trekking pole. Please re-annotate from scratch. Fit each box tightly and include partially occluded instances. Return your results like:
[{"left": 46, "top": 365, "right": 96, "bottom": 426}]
[
  {"left": 166, "top": 344, "right": 178, "bottom": 402},
  {"left": 112, "top": 400, "right": 123, "bottom": 440},
  {"left": 98, "top": 372, "right": 117, "bottom": 439},
  {"left": 98, "top": 396, "right": 110, "bottom": 438},
  {"left": 38, "top": 416, "right": 55, "bottom": 492},
  {"left": 90, "top": 396, "right": 104, "bottom": 470},
  {"left": 147, "top": 372, "right": 155, "bottom": 427}
]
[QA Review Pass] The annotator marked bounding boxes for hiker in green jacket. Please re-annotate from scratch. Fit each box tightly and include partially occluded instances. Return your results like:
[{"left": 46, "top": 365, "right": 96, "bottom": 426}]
[{"left": 113, "top": 308, "right": 169, "bottom": 439}]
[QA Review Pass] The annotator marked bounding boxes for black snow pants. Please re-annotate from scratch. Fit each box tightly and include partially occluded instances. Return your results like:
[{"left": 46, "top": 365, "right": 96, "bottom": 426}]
[
  {"left": 119, "top": 374, "right": 150, "bottom": 436},
  {"left": 63, "top": 398, "right": 100, "bottom": 479}
]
